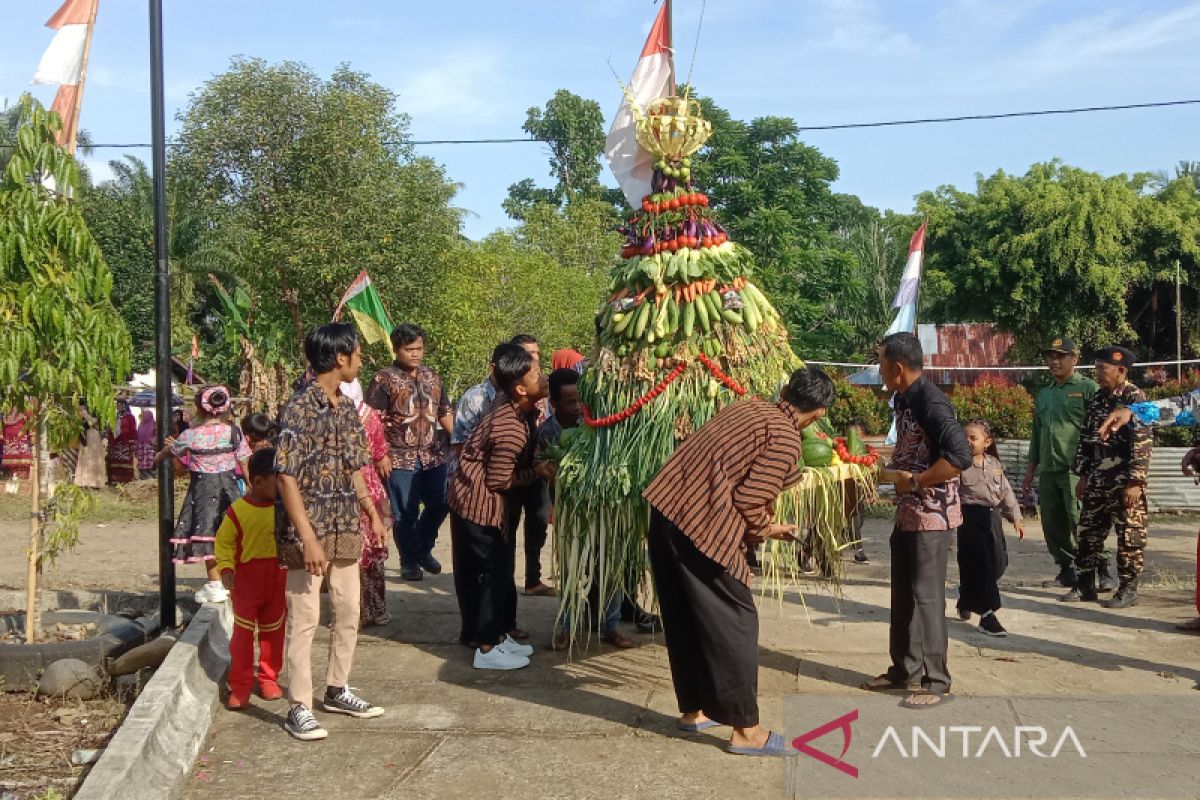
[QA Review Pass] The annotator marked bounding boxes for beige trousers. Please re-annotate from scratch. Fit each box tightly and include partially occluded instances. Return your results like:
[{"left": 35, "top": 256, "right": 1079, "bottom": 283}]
[{"left": 285, "top": 558, "right": 360, "bottom": 706}]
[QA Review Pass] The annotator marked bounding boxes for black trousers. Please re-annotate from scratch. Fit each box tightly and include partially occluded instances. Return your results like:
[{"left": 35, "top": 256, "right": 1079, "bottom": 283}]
[
  {"left": 647, "top": 508, "right": 759, "bottom": 727},
  {"left": 520, "top": 480, "right": 551, "bottom": 588},
  {"left": 957, "top": 505, "right": 1005, "bottom": 615},
  {"left": 450, "top": 512, "right": 516, "bottom": 646},
  {"left": 887, "top": 527, "right": 952, "bottom": 694}
]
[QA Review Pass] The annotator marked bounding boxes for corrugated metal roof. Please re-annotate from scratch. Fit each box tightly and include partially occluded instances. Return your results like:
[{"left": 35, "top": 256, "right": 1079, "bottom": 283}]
[{"left": 995, "top": 440, "right": 1200, "bottom": 512}]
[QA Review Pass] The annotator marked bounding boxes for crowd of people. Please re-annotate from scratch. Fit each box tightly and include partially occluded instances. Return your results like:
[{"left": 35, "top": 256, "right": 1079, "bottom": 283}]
[{"left": 6, "top": 321, "right": 1197, "bottom": 755}]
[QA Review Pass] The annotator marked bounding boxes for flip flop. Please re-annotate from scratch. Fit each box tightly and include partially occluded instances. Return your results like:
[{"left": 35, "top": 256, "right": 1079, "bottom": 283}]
[
  {"left": 900, "top": 691, "right": 955, "bottom": 711},
  {"left": 677, "top": 719, "right": 721, "bottom": 732},
  {"left": 727, "top": 730, "right": 789, "bottom": 757},
  {"left": 860, "top": 673, "right": 917, "bottom": 692}
]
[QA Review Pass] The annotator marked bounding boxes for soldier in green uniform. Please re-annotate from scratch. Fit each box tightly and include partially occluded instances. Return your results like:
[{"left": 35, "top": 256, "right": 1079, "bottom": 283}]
[
  {"left": 1061, "top": 346, "right": 1152, "bottom": 608},
  {"left": 1022, "top": 337, "right": 1105, "bottom": 589}
]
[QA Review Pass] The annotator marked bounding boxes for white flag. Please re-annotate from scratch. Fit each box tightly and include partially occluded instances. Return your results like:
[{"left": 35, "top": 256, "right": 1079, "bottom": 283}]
[{"left": 605, "top": 2, "right": 673, "bottom": 208}]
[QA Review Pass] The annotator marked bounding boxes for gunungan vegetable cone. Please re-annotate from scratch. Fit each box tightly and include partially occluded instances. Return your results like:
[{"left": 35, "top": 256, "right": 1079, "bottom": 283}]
[{"left": 552, "top": 103, "right": 876, "bottom": 650}]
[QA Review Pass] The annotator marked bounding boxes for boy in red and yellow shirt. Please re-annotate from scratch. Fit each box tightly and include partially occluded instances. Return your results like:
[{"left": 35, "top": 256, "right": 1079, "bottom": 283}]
[{"left": 216, "top": 447, "right": 287, "bottom": 709}]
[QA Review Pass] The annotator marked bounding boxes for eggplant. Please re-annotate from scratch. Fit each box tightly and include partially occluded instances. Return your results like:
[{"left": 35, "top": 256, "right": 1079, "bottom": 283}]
[{"left": 641, "top": 233, "right": 656, "bottom": 255}]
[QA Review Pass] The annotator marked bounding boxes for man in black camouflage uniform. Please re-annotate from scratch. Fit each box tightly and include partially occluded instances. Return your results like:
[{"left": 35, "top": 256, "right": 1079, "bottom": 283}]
[{"left": 1062, "top": 346, "right": 1152, "bottom": 608}]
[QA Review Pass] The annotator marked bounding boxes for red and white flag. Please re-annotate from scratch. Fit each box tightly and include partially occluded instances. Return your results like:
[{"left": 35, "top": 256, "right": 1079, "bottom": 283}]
[
  {"left": 605, "top": 1, "right": 673, "bottom": 207},
  {"left": 884, "top": 223, "right": 926, "bottom": 336},
  {"left": 30, "top": 0, "right": 98, "bottom": 149}
]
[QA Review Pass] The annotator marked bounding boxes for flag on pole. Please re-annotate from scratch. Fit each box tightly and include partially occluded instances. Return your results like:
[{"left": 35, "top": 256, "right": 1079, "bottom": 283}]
[
  {"left": 884, "top": 222, "right": 926, "bottom": 336},
  {"left": 604, "top": 1, "right": 673, "bottom": 208},
  {"left": 333, "top": 271, "right": 394, "bottom": 346},
  {"left": 30, "top": 0, "right": 97, "bottom": 149}
]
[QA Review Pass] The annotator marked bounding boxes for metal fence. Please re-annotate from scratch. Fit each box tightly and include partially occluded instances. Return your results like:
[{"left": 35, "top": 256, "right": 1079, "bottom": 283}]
[{"left": 995, "top": 440, "right": 1200, "bottom": 513}]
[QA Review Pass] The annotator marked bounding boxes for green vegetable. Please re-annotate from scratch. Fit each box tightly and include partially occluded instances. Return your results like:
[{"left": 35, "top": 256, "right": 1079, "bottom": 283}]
[
  {"left": 846, "top": 426, "right": 867, "bottom": 456},
  {"left": 802, "top": 438, "right": 833, "bottom": 467}
]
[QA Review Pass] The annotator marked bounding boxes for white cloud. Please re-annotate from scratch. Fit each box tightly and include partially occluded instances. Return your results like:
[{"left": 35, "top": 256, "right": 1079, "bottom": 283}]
[
  {"left": 392, "top": 47, "right": 512, "bottom": 126},
  {"left": 975, "top": 2, "right": 1200, "bottom": 88},
  {"left": 804, "top": 0, "right": 916, "bottom": 56}
]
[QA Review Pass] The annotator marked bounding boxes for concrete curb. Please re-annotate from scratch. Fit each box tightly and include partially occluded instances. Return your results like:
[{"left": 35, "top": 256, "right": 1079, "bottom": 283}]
[{"left": 74, "top": 602, "right": 231, "bottom": 800}]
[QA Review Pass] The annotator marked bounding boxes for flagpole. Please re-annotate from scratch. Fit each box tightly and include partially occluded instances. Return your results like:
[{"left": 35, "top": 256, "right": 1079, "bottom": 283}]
[
  {"left": 64, "top": 0, "right": 99, "bottom": 155},
  {"left": 666, "top": 0, "right": 675, "bottom": 96}
]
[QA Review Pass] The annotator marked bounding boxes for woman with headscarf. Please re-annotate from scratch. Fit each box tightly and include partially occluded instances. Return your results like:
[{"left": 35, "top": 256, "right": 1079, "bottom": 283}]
[
  {"left": 136, "top": 409, "right": 157, "bottom": 479},
  {"left": 106, "top": 400, "right": 138, "bottom": 484},
  {"left": 341, "top": 379, "right": 394, "bottom": 626}
]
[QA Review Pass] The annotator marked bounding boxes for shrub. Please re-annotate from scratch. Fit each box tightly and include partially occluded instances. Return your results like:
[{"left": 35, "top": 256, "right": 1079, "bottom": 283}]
[
  {"left": 824, "top": 374, "right": 892, "bottom": 436},
  {"left": 951, "top": 377, "right": 1034, "bottom": 439},
  {"left": 1145, "top": 369, "right": 1200, "bottom": 448}
]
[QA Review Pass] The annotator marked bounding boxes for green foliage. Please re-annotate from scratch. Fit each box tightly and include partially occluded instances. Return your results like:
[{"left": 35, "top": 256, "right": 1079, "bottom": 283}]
[
  {"left": 824, "top": 375, "right": 891, "bottom": 435},
  {"left": 949, "top": 378, "right": 1034, "bottom": 439},
  {"left": 0, "top": 95, "right": 131, "bottom": 445},
  {"left": 417, "top": 235, "right": 606, "bottom": 394},
  {"left": 689, "top": 93, "right": 861, "bottom": 359},
  {"left": 503, "top": 90, "right": 624, "bottom": 219},
  {"left": 917, "top": 161, "right": 1155, "bottom": 359},
  {"left": 171, "top": 58, "right": 463, "bottom": 373}
]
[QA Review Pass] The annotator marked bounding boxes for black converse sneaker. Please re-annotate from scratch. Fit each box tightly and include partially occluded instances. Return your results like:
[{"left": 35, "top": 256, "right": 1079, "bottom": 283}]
[
  {"left": 978, "top": 613, "right": 1008, "bottom": 637},
  {"left": 321, "top": 686, "right": 385, "bottom": 718},
  {"left": 283, "top": 704, "right": 328, "bottom": 741}
]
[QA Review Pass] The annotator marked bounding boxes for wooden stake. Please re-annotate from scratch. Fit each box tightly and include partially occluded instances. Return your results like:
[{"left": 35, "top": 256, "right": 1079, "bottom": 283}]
[{"left": 23, "top": 404, "right": 42, "bottom": 644}]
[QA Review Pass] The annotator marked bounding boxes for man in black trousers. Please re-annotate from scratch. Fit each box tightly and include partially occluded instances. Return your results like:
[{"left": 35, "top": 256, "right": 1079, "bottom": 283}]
[{"left": 864, "top": 332, "right": 972, "bottom": 709}]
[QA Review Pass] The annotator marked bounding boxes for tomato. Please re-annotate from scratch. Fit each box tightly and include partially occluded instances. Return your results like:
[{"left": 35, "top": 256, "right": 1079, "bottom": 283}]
[{"left": 668, "top": 239, "right": 679, "bottom": 252}]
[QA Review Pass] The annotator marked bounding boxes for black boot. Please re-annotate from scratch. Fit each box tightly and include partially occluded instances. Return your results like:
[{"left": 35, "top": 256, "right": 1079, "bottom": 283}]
[
  {"left": 1102, "top": 577, "right": 1138, "bottom": 608},
  {"left": 1043, "top": 565, "right": 1077, "bottom": 588},
  {"left": 1098, "top": 560, "right": 1118, "bottom": 593},
  {"left": 1060, "top": 569, "right": 1097, "bottom": 602}
]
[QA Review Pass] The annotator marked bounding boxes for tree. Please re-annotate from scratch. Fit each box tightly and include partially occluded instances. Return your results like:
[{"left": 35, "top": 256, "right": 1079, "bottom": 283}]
[
  {"left": 689, "top": 95, "right": 860, "bottom": 358},
  {"left": 503, "top": 90, "right": 624, "bottom": 220},
  {"left": 171, "top": 58, "right": 463, "bottom": 376},
  {"left": 416, "top": 235, "right": 606, "bottom": 394},
  {"left": 0, "top": 96, "right": 131, "bottom": 641},
  {"left": 81, "top": 155, "right": 239, "bottom": 374},
  {"left": 916, "top": 161, "right": 1149, "bottom": 359}
]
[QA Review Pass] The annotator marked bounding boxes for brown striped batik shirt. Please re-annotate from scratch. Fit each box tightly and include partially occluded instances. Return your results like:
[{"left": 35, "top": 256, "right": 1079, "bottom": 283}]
[
  {"left": 447, "top": 394, "right": 538, "bottom": 531},
  {"left": 643, "top": 398, "right": 807, "bottom": 586}
]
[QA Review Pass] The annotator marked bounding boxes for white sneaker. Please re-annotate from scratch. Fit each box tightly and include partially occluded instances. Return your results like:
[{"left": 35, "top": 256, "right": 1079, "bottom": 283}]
[
  {"left": 194, "top": 582, "right": 229, "bottom": 604},
  {"left": 496, "top": 635, "right": 533, "bottom": 657},
  {"left": 473, "top": 646, "right": 529, "bottom": 671}
]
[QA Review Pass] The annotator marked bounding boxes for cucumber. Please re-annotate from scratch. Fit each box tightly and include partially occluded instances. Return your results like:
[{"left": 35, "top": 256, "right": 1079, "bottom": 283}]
[
  {"left": 721, "top": 308, "right": 744, "bottom": 325},
  {"left": 631, "top": 301, "right": 651, "bottom": 340},
  {"left": 705, "top": 292, "right": 722, "bottom": 323},
  {"left": 613, "top": 310, "right": 632, "bottom": 334},
  {"left": 654, "top": 341, "right": 670, "bottom": 358},
  {"left": 695, "top": 294, "right": 712, "bottom": 333},
  {"left": 682, "top": 300, "right": 696, "bottom": 338}
]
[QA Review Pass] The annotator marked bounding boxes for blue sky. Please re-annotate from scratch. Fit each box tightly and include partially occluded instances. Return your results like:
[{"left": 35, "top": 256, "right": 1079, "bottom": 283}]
[{"left": 4, "top": 0, "right": 1200, "bottom": 239}]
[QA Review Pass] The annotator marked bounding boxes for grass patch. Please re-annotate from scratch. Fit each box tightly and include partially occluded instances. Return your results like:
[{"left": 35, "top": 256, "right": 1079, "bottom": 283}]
[{"left": 0, "top": 486, "right": 159, "bottom": 524}]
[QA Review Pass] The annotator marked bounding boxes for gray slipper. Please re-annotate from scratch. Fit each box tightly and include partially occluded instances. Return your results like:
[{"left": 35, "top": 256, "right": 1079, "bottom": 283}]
[
  {"left": 900, "top": 691, "right": 955, "bottom": 711},
  {"left": 727, "top": 730, "right": 788, "bottom": 757}
]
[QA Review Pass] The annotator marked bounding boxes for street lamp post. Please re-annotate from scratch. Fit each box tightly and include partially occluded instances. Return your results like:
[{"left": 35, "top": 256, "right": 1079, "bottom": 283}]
[{"left": 149, "top": 0, "right": 175, "bottom": 629}]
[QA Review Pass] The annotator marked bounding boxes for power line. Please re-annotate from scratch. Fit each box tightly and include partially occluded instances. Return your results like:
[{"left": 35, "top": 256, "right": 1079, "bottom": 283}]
[{"left": 1, "top": 97, "right": 1198, "bottom": 150}]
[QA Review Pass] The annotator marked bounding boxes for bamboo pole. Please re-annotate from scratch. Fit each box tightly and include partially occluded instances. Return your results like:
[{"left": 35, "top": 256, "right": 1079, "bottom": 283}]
[
  {"left": 24, "top": 404, "right": 42, "bottom": 643},
  {"left": 63, "top": 0, "right": 100, "bottom": 156},
  {"left": 666, "top": 0, "right": 675, "bottom": 97},
  {"left": 1177, "top": 259, "right": 1183, "bottom": 383}
]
